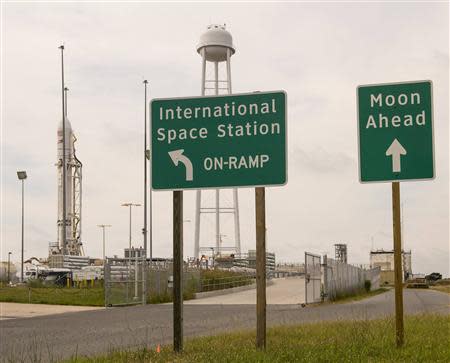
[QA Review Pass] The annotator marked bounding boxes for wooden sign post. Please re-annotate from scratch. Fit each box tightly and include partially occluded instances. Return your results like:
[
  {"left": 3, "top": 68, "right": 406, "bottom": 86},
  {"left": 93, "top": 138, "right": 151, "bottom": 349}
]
[
  {"left": 255, "top": 187, "right": 266, "bottom": 350},
  {"left": 392, "top": 182, "right": 404, "bottom": 347},
  {"left": 173, "top": 190, "right": 183, "bottom": 352}
]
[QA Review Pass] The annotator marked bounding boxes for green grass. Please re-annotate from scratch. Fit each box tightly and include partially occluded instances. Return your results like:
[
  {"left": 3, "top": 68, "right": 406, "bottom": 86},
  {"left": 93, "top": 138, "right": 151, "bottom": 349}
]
[
  {"left": 63, "top": 314, "right": 450, "bottom": 362},
  {"left": 0, "top": 286, "right": 104, "bottom": 306},
  {"left": 0, "top": 285, "right": 197, "bottom": 307}
]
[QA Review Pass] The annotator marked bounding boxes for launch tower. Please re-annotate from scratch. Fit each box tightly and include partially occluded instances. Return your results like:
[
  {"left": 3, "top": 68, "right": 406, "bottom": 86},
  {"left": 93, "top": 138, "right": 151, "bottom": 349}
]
[{"left": 50, "top": 92, "right": 84, "bottom": 256}]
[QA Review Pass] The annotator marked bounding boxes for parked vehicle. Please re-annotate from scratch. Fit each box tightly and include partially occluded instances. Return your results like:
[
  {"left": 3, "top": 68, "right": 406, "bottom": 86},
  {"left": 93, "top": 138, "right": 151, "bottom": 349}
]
[
  {"left": 43, "top": 269, "right": 72, "bottom": 286},
  {"left": 425, "top": 272, "right": 442, "bottom": 282}
]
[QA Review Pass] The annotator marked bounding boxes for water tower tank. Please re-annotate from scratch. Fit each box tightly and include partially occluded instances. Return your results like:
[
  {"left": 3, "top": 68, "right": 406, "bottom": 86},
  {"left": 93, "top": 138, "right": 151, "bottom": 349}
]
[{"left": 197, "top": 24, "right": 235, "bottom": 62}]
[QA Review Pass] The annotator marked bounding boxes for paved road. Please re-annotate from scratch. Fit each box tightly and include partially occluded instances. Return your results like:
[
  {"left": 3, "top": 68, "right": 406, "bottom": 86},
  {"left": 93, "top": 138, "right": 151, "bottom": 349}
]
[
  {"left": 0, "top": 289, "right": 448, "bottom": 362},
  {"left": 0, "top": 302, "right": 102, "bottom": 320},
  {"left": 187, "top": 277, "right": 305, "bottom": 304}
]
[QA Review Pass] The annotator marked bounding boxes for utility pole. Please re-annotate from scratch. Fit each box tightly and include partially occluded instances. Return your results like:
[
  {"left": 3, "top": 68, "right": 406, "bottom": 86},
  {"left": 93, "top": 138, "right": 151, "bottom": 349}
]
[{"left": 97, "top": 224, "right": 112, "bottom": 261}]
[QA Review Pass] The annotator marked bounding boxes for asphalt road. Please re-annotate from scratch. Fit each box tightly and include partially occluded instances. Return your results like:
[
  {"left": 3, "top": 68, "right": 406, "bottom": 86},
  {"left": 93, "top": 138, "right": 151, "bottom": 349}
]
[
  {"left": 1, "top": 289, "right": 448, "bottom": 362},
  {"left": 0, "top": 303, "right": 102, "bottom": 320}
]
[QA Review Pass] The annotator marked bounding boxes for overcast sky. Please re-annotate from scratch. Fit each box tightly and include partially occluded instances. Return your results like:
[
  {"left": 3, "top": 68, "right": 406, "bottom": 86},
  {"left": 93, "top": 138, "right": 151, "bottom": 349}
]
[{"left": 1, "top": 1, "right": 448, "bottom": 275}]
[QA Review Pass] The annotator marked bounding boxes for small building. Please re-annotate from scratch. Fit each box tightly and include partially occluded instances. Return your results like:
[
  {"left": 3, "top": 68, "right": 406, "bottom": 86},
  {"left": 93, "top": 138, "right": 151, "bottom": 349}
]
[
  {"left": 370, "top": 249, "right": 412, "bottom": 284},
  {"left": 248, "top": 250, "right": 276, "bottom": 271}
]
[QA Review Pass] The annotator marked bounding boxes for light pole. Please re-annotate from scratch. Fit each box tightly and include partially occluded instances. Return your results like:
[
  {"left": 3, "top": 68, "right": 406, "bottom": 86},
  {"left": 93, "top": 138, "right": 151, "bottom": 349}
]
[
  {"left": 17, "top": 170, "right": 27, "bottom": 282},
  {"left": 97, "top": 225, "right": 112, "bottom": 261},
  {"left": 143, "top": 80, "right": 149, "bottom": 261},
  {"left": 7, "top": 252, "right": 12, "bottom": 284},
  {"left": 122, "top": 203, "right": 140, "bottom": 302},
  {"left": 121, "top": 203, "right": 141, "bottom": 253},
  {"left": 146, "top": 150, "right": 152, "bottom": 267}
]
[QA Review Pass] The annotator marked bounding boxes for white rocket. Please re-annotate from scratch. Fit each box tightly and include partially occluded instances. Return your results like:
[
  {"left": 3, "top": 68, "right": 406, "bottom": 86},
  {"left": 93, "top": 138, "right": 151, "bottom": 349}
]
[{"left": 54, "top": 117, "right": 83, "bottom": 256}]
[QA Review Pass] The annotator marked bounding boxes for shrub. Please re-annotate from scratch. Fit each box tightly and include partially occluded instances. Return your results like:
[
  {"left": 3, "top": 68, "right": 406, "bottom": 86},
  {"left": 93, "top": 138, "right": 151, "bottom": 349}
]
[{"left": 364, "top": 280, "right": 371, "bottom": 292}]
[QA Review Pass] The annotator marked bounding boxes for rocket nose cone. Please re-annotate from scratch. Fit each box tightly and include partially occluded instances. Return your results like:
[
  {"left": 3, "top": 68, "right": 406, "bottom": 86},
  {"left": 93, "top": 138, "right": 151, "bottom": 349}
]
[{"left": 58, "top": 118, "right": 73, "bottom": 132}]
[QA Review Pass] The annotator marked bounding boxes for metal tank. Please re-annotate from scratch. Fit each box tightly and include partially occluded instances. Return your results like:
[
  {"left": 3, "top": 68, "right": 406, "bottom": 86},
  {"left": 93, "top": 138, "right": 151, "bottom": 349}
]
[{"left": 197, "top": 24, "right": 235, "bottom": 62}]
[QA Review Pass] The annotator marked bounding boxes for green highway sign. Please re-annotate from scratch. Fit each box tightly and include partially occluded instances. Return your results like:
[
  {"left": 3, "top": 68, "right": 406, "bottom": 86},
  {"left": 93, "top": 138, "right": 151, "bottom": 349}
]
[
  {"left": 357, "top": 80, "right": 434, "bottom": 183},
  {"left": 151, "top": 91, "right": 287, "bottom": 190}
]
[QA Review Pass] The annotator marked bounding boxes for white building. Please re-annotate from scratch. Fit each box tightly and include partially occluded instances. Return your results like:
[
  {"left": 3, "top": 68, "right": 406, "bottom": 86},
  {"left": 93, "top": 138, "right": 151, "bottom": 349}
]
[{"left": 370, "top": 249, "right": 412, "bottom": 284}]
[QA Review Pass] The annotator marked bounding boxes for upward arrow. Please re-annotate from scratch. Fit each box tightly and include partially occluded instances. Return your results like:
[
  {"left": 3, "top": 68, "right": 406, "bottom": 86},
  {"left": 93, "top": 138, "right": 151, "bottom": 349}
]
[
  {"left": 168, "top": 149, "right": 193, "bottom": 181},
  {"left": 386, "top": 139, "right": 407, "bottom": 173}
]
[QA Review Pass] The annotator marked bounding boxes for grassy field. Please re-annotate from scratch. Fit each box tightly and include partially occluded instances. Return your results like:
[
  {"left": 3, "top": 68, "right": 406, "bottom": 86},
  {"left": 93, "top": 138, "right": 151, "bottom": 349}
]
[
  {"left": 0, "top": 286, "right": 105, "bottom": 306},
  {"left": 0, "top": 285, "right": 197, "bottom": 306},
  {"left": 64, "top": 314, "right": 450, "bottom": 362}
]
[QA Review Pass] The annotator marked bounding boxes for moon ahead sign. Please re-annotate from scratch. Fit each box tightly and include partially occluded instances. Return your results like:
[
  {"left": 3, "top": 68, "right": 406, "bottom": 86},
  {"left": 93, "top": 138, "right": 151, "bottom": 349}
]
[
  {"left": 357, "top": 81, "right": 434, "bottom": 183},
  {"left": 151, "top": 91, "right": 287, "bottom": 190}
]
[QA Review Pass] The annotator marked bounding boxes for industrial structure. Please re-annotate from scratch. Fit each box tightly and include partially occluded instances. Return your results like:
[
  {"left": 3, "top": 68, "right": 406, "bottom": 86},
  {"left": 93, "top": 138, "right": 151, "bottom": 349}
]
[
  {"left": 334, "top": 243, "right": 348, "bottom": 264},
  {"left": 194, "top": 24, "right": 241, "bottom": 259},
  {"left": 49, "top": 48, "right": 85, "bottom": 267},
  {"left": 50, "top": 115, "right": 83, "bottom": 256},
  {"left": 370, "top": 249, "right": 412, "bottom": 284}
]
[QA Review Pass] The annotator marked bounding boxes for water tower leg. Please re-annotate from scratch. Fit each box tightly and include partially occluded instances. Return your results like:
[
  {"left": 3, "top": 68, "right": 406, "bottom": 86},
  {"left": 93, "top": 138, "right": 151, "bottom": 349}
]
[
  {"left": 233, "top": 189, "right": 241, "bottom": 256},
  {"left": 215, "top": 189, "right": 220, "bottom": 254},
  {"left": 194, "top": 190, "right": 201, "bottom": 259}
]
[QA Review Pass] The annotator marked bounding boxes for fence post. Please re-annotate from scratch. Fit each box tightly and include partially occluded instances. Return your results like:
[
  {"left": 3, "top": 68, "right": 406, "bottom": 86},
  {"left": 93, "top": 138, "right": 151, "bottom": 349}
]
[
  {"left": 142, "top": 255, "right": 146, "bottom": 305},
  {"left": 104, "top": 260, "right": 108, "bottom": 307},
  {"left": 322, "top": 254, "right": 328, "bottom": 301}
]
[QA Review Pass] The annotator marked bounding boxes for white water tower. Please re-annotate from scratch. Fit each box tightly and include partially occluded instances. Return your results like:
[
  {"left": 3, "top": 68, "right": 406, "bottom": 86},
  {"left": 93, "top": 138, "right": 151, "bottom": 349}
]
[{"left": 194, "top": 24, "right": 241, "bottom": 259}]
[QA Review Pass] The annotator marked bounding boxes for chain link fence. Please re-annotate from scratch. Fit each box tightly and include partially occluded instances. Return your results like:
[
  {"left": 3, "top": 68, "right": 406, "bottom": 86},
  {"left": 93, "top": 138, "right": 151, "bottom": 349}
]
[
  {"left": 104, "top": 257, "right": 146, "bottom": 307},
  {"left": 104, "top": 258, "right": 258, "bottom": 306},
  {"left": 305, "top": 252, "right": 322, "bottom": 303}
]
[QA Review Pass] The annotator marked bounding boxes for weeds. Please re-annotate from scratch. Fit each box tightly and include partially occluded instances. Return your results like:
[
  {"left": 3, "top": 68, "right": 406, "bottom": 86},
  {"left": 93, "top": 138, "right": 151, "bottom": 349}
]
[{"left": 62, "top": 314, "right": 450, "bottom": 363}]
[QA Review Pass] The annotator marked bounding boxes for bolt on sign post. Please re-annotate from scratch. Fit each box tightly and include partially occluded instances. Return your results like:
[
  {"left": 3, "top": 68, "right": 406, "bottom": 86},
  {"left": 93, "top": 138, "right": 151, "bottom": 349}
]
[
  {"left": 151, "top": 91, "right": 287, "bottom": 352},
  {"left": 357, "top": 80, "right": 434, "bottom": 347}
]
